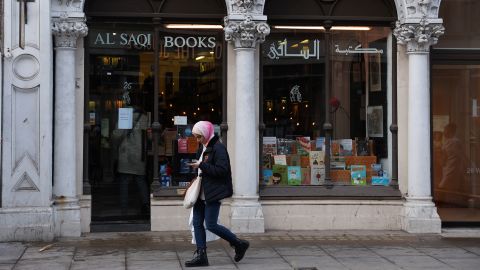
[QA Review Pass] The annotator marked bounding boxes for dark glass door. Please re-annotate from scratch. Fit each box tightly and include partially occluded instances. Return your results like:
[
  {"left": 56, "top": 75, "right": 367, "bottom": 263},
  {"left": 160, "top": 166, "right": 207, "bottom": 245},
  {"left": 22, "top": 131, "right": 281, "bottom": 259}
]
[{"left": 86, "top": 27, "right": 224, "bottom": 229}]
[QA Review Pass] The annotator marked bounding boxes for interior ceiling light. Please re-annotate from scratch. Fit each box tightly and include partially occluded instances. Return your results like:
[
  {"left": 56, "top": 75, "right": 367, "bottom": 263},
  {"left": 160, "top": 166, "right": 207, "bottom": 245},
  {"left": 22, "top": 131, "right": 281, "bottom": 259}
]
[
  {"left": 165, "top": 24, "right": 223, "bottom": 29},
  {"left": 273, "top": 26, "right": 371, "bottom": 31}
]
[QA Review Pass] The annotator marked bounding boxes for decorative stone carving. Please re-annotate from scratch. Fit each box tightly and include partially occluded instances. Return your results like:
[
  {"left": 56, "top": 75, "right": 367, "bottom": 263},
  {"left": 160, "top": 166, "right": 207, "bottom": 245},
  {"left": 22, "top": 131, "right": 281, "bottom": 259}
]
[
  {"left": 407, "top": 0, "right": 440, "bottom": 18},
  {"left": 12, "top": 172, "right": 39, "bottom": 192},
  {"left": 224, "top": 15, "right": 270, "bottom": 48},
  {"left": 13, "top": 54, "right": 40, "bottom": 80},
  {"left": 52, "top": 0, "right": 85, "bottom": 17},
  {"left": 230, "top": 0, "right": 265, "bottom": 14},
  {"left": 393, "top": 17, "right": 444, "bottom": 52},
  {"left": 56, "top": 0, "right": 84, "bottom": 9},
  {"left": 52, "top": 16, "right": 88, "bottom": 48},
  {"left": 396, "top": 0, "right": 441, "bottom": 21}
]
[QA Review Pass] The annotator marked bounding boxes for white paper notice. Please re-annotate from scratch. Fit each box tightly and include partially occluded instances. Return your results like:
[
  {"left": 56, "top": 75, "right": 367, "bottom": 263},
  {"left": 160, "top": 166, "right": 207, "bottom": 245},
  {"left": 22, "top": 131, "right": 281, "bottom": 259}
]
[
  {"left": 174, "top": 116, "right": 187, "bottom": 125},
  {"left": 118, "top": 107, "right": 133, "bottom": 129}
]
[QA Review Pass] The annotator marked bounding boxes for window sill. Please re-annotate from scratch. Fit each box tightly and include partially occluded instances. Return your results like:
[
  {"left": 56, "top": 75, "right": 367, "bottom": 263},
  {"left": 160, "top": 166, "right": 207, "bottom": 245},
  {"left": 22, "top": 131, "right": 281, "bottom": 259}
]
[{"left": 153, "top": 185, "right": 402, "bottom": 200}]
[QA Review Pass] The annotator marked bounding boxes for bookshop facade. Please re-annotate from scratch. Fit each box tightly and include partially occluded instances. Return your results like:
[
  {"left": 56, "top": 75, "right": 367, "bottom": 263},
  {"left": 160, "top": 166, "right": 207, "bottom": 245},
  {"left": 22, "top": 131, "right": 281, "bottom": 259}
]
[{"left": 4, "top": 0, "right": 474, "bottom": 240}]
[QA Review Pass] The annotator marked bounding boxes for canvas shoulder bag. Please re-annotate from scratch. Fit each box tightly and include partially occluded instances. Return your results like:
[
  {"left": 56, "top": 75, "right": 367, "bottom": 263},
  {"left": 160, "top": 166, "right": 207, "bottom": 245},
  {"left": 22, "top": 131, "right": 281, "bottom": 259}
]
[{"left": 183, "top": 176, "right": 201, "bottom": 209}]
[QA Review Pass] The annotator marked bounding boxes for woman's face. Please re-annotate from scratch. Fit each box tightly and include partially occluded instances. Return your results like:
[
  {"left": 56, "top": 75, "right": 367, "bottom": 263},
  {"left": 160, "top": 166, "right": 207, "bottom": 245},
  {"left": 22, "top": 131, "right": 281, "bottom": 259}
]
[{"left": 193, "top": 133, "right": 206, "bottom": 145}]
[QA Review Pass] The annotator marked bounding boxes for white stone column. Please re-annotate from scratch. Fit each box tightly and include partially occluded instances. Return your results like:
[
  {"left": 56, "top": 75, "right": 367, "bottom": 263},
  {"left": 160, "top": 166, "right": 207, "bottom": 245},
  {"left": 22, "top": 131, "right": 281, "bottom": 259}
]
[
  {"left": 224, "top": 15, "right": 270, "bottom": 233},
  {"left": 394, "top": 17, "right": 444, "bottom": 233},
  {"left": 51, "top": 17, "right": 88, "bottom": 237}
]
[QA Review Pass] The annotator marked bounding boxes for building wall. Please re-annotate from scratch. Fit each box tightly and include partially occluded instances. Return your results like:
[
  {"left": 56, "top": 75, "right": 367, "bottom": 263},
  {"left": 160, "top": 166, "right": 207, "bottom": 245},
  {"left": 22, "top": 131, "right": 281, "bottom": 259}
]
[{"left": 1, "top": 0, "right": 448, "bottom": 240}]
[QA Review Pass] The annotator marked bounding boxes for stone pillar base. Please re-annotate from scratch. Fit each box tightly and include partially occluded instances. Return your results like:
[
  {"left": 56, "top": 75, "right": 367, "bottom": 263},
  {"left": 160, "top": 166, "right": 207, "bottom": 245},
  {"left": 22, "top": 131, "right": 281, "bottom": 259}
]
[
  {"left": 402, "top": 197, "right": 441, "bottom": 233},
  {"left": 54, "top": 197, "right": 81, "bottom": 237},
  {"left": 0, "top": 207, "right": 54, "bottom": 241},
  {"left": 79, "top": 195, "right": 92, "bottom": 233},
  {"left": 230, "top": 197, "right": 265, "bottom": 233}
]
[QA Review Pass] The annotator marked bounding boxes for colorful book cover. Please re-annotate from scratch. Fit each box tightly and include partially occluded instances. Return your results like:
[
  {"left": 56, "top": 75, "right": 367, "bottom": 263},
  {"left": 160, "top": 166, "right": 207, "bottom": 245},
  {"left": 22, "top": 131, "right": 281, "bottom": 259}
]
[
  {"left": 331, "top": 140, "right": 341, "bottom": 156},
  {"left": 301, "top": 167, "right": 311, "bottom": 185},
  {"left": 273, "top": 154, "right": 287, "bottom": 165},
  {"left": 350, "top": 165, "right": 367, "bottom": 185},
  {"left": 177, "top": 138, "right": 188, "bottom": 153},
  {"left": 287, "top": 154, "right": 301, "bottom": 166},
  {"left": 331, "top": 156, "right": 346, "bottom": 170},
  {"left": 287, "top": 166, "right": 302, "bottom": 185},
  {"left": 296, "top": 137, "right": 311, "bottom": 155},
  {"left": 310, "top": 165, "right": 325, "bottom": 185},
  {"left": 309, "top": 151, "right": 325, "bottom": 167},
  {"left": 300, "top": 155, "right": 310, "bottom": 167},
  {"left": 338, "top": 139, "right": 353, "bottom": 156},
  {"left": 262, "top": 154, "right": 273, "bottom": 169},
  {"left": 262, "top": 169, "right": 273, "bottom": 185},
  {"left": 355, "top": 137, "right": 370, "bottom": 156},
  {"left": 272, "top": 164, "right": 288, "bottom": 185},
  {"left": 371, "top": 176, "right": 390, "bottom": 186},
  {"left": 263, "top": 136, "right": 277, "bottom": 155},
  {"left": 187, "top": 137, "right": 199, "bottom": 153},
  {"left": 315, "top": 137, "right": 326, "bottom": 151}
]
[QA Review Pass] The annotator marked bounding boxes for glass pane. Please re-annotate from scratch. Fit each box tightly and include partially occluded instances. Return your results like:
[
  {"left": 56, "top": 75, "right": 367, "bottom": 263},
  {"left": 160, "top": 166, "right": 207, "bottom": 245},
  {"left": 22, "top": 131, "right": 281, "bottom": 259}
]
[
  {"left": 260, "top": 26, "right": 391, "bottom": 188},
  {"left": 89, "top": 53, "right": 152, "bottom": 221},
  {"left": 432, "top": 64, "right": 480, "bottom": 223},
  {"left": 87, "top": 28, "right": 224, "bottom": 222},
  {"left": 330, "top": 27, "right": 390, "bottom": 186},
  {"left": 435, "top": 0, "right": 480, "bottom": 48},
  {"left": 261, "top": 29, "right": 325, "bottom": 186},
  {"left": 156, "top": 30, "right": 223, "bottom": 188}
]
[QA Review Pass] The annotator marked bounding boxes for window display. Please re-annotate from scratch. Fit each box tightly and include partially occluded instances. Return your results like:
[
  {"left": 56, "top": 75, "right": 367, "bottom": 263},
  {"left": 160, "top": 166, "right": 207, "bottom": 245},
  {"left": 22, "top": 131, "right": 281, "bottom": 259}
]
[{"left": 261, "top": 27, "right": 391, "bottom": 187}]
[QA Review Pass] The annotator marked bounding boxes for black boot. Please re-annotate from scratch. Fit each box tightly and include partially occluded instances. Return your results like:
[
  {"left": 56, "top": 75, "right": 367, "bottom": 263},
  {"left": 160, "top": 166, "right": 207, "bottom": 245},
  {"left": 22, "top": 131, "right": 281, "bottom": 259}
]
[
  {"left": 232, "top": 238, "right": 250, "bottom": 262},
  {"left": 185, "top": 248, "right": 209, "bottom": 267}
]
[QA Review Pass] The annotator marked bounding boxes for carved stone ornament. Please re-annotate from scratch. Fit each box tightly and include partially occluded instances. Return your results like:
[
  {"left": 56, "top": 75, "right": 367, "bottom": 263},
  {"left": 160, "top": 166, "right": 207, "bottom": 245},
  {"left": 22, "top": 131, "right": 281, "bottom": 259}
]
[
  {"left": 393, "top": 17, "right": 444, "bottom": 53},
  {"left": 52, "top": 16, "right": 88, "bottom": 48},
  {"left": 231, "top": 0, "right": 265, "bottom": 14},
  {"left": 224, "top": 15, "right": 270, "bottom": 48}
]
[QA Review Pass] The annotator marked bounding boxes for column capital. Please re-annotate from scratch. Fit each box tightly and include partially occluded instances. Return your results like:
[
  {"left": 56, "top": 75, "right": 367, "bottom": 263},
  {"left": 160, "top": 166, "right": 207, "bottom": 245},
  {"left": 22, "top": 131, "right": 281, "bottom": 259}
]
[
  {"left": 52, "top": 16, "right": 88, "bottom": 48},
  {"left": 393, "top": 17, "right": 444, "bottom": 53},
  {"left": 224, "top": 15, "right": 270, "bottom": 49}
]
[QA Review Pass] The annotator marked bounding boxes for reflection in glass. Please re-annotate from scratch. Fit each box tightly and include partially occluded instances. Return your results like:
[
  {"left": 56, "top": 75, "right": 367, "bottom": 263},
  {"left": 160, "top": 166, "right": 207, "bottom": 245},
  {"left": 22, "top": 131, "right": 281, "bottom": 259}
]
[{"left": 432, "top": 64, "right": 480, "bottom": 223}]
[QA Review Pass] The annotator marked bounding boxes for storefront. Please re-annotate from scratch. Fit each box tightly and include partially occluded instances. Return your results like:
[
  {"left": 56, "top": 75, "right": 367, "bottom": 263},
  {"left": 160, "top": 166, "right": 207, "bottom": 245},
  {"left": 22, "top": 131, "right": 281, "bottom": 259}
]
[
  {"left": 1, "top": 0, "right": 459, "bottom": 240},
  {"left": 430, "top": 0, "right": 480, "bottom": 226},
  {"left": 82, "top": 0, "right": 404, "bottom": 232}
]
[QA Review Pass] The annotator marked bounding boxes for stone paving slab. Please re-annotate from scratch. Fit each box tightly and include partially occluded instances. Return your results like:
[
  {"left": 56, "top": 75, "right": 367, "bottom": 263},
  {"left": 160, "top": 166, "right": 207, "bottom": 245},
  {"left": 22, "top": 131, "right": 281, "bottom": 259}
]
[{"left": 0, "top": 231, "right": 479, "bottom": 270}]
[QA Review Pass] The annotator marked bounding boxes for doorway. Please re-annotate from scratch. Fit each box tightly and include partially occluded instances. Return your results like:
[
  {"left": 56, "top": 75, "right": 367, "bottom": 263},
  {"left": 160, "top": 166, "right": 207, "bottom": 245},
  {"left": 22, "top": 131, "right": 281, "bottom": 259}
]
[{"left": 86, "top": 28, "right": 224, "bottom": 231}]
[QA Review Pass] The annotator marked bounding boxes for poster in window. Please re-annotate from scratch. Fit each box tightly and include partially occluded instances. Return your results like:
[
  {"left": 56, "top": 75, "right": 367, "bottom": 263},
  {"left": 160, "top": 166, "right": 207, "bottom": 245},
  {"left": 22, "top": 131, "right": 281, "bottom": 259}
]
[
  {"left": 369, "top": 54, "right": 381, "bottom": 92},
  {"left": 367, "top": 106, "right": 383, "bottom": 137}
]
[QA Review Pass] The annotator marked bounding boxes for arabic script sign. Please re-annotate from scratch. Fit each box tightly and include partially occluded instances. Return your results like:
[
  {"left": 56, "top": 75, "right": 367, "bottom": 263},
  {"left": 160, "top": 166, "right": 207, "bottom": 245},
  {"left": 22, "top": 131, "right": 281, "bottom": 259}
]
[
  {"left": 267, "top": 39, "right": 322, "bottom": 60},
  {"left": 335, "top": 44, "right": 383, "bottom": 55}
]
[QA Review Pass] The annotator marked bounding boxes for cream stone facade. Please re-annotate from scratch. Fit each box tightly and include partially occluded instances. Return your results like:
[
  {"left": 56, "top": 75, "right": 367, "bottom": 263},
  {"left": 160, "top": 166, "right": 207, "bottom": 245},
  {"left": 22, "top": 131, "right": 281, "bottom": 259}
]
[{"left": 0, "top": 0, "right": 448, "bottom": 241}]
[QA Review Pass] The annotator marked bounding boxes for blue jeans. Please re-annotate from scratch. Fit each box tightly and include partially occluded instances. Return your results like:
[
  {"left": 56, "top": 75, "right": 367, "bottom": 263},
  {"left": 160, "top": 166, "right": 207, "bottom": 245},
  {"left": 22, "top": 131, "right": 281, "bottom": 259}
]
[{"left": 192, "top": 199, "right": 238, "bottom": 249}]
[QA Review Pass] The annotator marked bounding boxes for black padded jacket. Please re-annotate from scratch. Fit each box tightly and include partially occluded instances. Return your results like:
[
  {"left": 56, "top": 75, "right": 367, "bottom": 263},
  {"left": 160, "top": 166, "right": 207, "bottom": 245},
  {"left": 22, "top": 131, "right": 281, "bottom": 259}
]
[{"left": 197, "top": 135, "right": 233, "bottom": 202}]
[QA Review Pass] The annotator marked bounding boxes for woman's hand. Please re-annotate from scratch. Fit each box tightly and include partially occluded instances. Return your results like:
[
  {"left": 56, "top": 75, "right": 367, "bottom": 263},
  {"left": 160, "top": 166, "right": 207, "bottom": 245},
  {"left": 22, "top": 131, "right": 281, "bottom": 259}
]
[{"left": 188, "top": 161, "right": 201, "bottom": 169}]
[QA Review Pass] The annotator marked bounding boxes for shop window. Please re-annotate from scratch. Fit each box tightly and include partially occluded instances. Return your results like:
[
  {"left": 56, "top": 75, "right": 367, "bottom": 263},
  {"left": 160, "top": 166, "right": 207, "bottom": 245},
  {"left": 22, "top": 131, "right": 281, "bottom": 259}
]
[
  {"left": 432, "top": 64, "right": 480, "bottom": 223},
  {"left": 260, "top": 27, "right": 392, "bottom": 190}
]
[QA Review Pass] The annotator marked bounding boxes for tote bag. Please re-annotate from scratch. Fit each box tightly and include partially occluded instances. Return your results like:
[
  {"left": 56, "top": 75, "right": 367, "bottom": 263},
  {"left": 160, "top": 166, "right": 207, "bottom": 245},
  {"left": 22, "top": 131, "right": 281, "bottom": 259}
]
[{"left": 183, "top": 176, "right": 201, "bottom": 209}]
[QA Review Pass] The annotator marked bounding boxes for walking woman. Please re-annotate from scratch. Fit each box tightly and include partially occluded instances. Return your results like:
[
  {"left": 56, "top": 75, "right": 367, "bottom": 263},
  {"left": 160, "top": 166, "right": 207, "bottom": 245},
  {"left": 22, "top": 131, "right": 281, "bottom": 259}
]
[{"left": 185, "top": 121, "right": 249, "bottom": 267}]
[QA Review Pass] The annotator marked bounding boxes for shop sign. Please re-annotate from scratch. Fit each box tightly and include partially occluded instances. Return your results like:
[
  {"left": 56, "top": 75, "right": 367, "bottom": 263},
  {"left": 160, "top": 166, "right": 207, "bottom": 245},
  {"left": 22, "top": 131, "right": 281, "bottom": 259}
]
[
  {"left": 90, "top": 31, "right": 217, "bottom": 50},
  {"left": 335, "top": 44, "right": 383, "bottom": 55},
  {"left": 267, "top": 39, "right": 322, "bottom": 60}
]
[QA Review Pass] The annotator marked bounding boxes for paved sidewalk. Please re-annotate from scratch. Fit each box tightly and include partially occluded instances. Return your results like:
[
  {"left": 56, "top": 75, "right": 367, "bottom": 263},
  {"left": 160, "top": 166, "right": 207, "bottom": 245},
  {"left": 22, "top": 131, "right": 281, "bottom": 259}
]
[{"left": 1, "top": 231, "right": 480, "bottom": 270}]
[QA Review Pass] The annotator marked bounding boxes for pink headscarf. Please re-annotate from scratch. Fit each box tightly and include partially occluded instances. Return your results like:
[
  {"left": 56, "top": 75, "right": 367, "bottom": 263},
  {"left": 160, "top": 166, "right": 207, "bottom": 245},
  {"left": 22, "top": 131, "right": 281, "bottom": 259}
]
[{"left": 192, "top": 121, "right": 215, "bottom": 145}]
